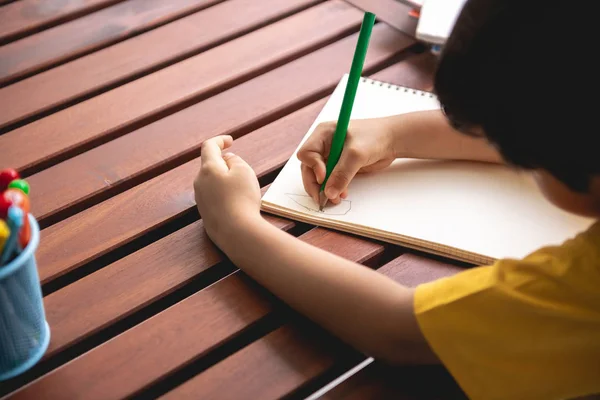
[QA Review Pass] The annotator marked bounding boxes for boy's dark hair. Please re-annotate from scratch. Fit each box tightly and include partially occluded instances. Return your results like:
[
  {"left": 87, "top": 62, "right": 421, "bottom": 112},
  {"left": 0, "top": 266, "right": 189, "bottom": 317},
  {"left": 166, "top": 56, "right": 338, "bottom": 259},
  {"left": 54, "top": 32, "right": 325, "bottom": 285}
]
[{"left": 434, "top": 0, "right": 596, "bottom": 192}]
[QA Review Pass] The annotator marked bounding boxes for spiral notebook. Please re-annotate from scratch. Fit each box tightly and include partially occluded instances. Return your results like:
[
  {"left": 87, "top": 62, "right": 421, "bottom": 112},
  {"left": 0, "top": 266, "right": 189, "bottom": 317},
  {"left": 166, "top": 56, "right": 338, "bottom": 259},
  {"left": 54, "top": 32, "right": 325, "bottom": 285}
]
[{"left": 261, "top": 75, "right": 595, "bottom": 265}]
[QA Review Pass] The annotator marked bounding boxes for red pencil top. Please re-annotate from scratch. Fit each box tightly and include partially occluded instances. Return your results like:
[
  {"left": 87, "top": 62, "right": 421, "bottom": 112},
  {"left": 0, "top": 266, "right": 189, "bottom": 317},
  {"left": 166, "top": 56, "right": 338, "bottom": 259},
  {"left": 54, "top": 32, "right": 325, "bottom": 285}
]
[
  {"left": 409, "top": 8, "right": 420, "bottom": 18},
  {"left": 0, "top": 168, "right": 20, "bottom": 192}
]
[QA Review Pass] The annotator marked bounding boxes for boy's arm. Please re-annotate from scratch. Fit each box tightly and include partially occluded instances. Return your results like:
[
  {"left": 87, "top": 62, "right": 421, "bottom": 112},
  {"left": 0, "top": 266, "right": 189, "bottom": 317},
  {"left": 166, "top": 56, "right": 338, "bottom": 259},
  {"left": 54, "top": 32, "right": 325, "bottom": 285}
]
[
  {"left": 218, "top": 215, "right": 439, "bottom": 365},
  {"left": 390, "top": 109, "right": 503, "bottom": 164}
]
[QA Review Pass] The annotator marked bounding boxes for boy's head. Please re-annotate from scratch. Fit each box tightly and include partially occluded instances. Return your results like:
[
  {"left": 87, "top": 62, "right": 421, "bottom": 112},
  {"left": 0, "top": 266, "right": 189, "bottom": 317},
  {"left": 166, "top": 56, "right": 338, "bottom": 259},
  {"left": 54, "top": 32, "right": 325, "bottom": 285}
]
[{"left": 434, "top": 0, "right": 599, "bottom": 218}]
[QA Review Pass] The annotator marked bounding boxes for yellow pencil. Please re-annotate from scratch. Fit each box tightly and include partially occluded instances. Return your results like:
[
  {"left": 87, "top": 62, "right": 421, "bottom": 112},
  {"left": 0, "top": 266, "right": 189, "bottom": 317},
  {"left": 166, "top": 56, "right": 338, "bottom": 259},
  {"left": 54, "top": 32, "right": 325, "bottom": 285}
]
[{"left": 0, "top": 220, "right": 9, "bottom": 256}]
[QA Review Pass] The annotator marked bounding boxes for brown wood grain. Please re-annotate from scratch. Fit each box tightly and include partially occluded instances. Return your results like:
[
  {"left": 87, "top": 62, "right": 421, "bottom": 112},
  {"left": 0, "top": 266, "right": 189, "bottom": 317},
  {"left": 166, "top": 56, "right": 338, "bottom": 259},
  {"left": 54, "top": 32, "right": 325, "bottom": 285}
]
[
  {"left": 33, "top": 44, "right": 427, "bottom": 286},
  {"left": 34, "top": 97, "right": 326, "bottom": 284},
  {"left": 160, "top": 325, "right": 343, "bottom": 400},
  {"left": 0, "top": 0, "right": 124, "bottom": 44},
  {"left": 378, "top": 253, "right": 464, "bottom": 287},
  {"left": 161, "top": 251, "right": 464, "bottom": 400},
  {"left": 0, "top": 0, "right": 222, "bottom": 86},
  {"left": 10, "top": 273, "right": 273, "bottom": 400},
  {"left": 0, "top": 1, "right": 370, "bottom": 173},
  {"left": 367, "top": 51, "right": 436, "bottom": 92},
  {"left": 42, "top": 202, "right": 293, "bottom": 358},
  {"left": 344, "top": 0, "right": 418, "bottom": 37},
  {"left": 25, "top": 22, "right": 412, "bottom": 224},
  {"left": 9, "top": 228, "right": 384, "bottom": 400},
  {"left": 0, "top": 0, "right": 321, "bottom": 130}
]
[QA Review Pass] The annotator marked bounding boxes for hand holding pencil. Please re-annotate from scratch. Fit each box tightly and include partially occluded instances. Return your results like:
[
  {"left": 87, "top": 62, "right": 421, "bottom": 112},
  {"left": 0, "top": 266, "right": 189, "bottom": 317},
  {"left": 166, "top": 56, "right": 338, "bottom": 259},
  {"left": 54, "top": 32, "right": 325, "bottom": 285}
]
[
  {"left": 297, "top": 12, "right": 376, "bottom": 209},
  {"left": 297, "top": 117, "right": 397, "bottom": 206}
]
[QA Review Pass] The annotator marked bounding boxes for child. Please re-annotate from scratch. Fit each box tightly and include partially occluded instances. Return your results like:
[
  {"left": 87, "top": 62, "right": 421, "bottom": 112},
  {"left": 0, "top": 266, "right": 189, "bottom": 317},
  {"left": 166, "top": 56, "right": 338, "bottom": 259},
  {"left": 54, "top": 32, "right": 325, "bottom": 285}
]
[{"left": 194, "top": 1, "right": 599, "bottom": 398}]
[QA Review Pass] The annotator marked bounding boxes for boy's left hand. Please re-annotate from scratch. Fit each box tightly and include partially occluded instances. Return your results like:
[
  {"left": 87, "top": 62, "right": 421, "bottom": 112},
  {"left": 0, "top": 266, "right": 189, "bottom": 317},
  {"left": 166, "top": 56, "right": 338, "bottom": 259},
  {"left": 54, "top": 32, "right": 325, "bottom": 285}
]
[{"left": 194, "top": 135, "right": 262, "bottom": 246}]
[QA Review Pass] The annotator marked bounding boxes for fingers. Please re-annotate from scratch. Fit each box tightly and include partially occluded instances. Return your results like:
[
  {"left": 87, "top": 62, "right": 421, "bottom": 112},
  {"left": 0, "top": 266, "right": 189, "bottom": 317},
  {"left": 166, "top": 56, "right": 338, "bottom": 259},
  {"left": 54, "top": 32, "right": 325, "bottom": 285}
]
[
  {"left": 328, "top": 189, "right": 347, "bottom": 205},
  {"left": 222, "top": 152, "right": 250, "bottom": 171},
  {"left": 297, "top": 122, "right": 334, "bottom": 185},
  {"left": 201, "top": 135, "right": 233, "bottom": 171},
  {"left": 324, "top": 147, "right": 363, "bottom": 200},
  {"left": 301, "top": 164, "right": 320, "bottom": 204}
]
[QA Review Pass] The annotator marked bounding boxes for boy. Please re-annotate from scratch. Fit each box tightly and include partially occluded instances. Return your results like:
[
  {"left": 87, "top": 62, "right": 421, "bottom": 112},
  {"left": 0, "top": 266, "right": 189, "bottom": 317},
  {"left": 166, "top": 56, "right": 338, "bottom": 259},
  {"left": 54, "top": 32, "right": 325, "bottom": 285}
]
[{"left": 194, "top": 1, "right": 600, "bottom": 398}]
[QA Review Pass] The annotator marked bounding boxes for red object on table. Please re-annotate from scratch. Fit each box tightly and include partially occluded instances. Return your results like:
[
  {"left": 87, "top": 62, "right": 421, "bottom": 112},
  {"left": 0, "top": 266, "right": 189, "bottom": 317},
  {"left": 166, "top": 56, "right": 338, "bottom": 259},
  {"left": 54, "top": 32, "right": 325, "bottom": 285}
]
[
  {"left": 0, "top": 195, "right": 12, "bottom": 219},
  {"left": 0, "top": 168, "right": 20, "bottom": 192}
]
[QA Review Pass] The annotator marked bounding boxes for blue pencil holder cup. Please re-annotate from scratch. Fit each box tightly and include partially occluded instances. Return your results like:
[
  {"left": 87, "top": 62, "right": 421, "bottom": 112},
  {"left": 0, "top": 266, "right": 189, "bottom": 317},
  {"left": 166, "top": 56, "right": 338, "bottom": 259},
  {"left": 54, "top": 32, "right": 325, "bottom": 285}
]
[{"left": 0, "top": 214, "right": 50, "bottom": 381}]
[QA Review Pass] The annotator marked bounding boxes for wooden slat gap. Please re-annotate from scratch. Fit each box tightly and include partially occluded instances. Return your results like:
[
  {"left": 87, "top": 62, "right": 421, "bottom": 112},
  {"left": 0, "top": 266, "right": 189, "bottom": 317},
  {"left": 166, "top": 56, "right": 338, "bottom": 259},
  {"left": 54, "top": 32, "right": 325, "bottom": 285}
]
[
  {"left": 41, "top": 208, "right": 200, "bottom": 296},
  {"left": 142, "top": 310, "right": 364, "bottom": 400},
  {"left": 38, "top": 145, "right": 282, "bottom": 232},
  {"left": 3, "top": 224, "right": 377, "bottom": 397},
  {"left": 42, "top": 166, "right": 284, "bottom": 295},
  {"left": 0, "top": 0, "right": 229, "bottom": 88},
  {"left": 109, "top": 242, "right": 383, "bottom": 400},
  {"left": 0, "top": 0, "right": 18, "bottom": 7},
  {"left": 4, "top": 224, "right": 384, "bottom": 398},
  {"left": 31, "top": 37, "right": 423, "bottom": 287},
  {"left": 282, "top": 354, "right": 366, "bottom": 400},
  {"left": 0, "top": 0, "right": 128, "bottom": 46},
  {"left": 0, "top": 262, "right": 243, "bottom": 397},
  {"left": 34, "top": 88, "right": 318, "bottom": 226},
  {"left": 34, "top": 35, "right": 416, "bottom": 229},
  {"left": 0, "top": 0, "right": 326, "bottom": 135},
  {"left": 14, "top": 26, "right": 361, "bottom": 177},
  {"left": 132, "top": 312, "right": 286, "bottom": 400}
]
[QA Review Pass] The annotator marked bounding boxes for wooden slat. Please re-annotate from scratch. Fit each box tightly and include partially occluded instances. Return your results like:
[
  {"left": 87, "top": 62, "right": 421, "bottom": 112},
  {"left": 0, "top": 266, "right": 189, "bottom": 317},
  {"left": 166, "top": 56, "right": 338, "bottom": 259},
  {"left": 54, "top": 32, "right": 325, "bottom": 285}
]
[
  {"left": 377, "top": 253, "right": 464, "bottom": 288},
  {"left": 344, "top": 0, "right": 418, "bottom": 37},
  {"left": 159, "top": 253, "right": 464, "bottom": 399},
  {"left": 8, "top": 229, "right": 384, "bottom": 400},
  {"left": 25, "top": 22, "right": 413, "bottom": 224},
  {"left": 305, "top": 254, "right": 464, "bottom": 399},
  {"left": 46, "top": 58, "right": 441, "bottom": 399},
  {"left": 42, "top": 208, "right": 292, "bottom": 358},
  {"left": 39, "top": 98, "right": 327, "bottom": 354},
  {"left": 33, "top": 101, "right": 319, "bottom": 285},
  {"left": 0, "top": 2, "right": 370, "bottom": 173},
  {"left": 0, "top": 0, "right": 221, "bottom": 85},
  {"left": 160, "top": 325, "right": 344, "bottom": 400},
  {"left": 362, "top": 50, "right": 435, "bottom": 90},
  {"left": 0, "top": 0, "right": 320, "bottom": 130},
  {"left": 0, "top": 0, "right": 124, "bottom": 44},
  {"left": 30, "top": 26, "right": 413, "bottom": 284}
]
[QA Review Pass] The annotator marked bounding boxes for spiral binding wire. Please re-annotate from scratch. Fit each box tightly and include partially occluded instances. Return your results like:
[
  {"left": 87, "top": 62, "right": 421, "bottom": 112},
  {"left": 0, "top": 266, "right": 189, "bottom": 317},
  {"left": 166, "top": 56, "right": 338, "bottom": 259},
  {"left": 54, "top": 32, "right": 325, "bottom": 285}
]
[{"left": 360, "top": 77, "right": 437, "bottom": 99}]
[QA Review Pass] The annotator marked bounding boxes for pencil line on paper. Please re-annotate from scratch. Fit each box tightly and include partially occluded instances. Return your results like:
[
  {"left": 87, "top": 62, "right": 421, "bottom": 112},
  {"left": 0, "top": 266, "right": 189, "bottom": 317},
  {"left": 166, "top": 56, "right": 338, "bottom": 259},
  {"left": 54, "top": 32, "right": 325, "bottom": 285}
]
[{"left": 284, "top": 193, "right": 352, "bottom": 216}]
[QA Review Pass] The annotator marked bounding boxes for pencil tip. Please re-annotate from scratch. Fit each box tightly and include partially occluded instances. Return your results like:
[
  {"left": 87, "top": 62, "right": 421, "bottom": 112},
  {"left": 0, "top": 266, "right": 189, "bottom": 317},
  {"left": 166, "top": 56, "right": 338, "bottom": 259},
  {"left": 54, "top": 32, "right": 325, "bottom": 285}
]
[{"left": 318, "top": 192, "right": 328, "bottom": 211}]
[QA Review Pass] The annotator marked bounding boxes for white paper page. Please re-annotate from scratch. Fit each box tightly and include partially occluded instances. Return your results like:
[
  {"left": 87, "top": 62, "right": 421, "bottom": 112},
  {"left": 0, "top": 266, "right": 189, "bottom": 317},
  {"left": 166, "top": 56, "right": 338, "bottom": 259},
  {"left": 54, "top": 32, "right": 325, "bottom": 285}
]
[{"left": 262, "top": 76, "right": 595, "bottom": 261}]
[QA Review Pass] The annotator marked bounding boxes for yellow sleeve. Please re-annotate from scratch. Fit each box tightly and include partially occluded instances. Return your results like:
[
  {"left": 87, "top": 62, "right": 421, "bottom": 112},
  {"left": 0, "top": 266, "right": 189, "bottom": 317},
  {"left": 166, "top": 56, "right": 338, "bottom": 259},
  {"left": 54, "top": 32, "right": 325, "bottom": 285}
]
[{"left": 414, "top": 224, "right": 600, "bottom": 400}]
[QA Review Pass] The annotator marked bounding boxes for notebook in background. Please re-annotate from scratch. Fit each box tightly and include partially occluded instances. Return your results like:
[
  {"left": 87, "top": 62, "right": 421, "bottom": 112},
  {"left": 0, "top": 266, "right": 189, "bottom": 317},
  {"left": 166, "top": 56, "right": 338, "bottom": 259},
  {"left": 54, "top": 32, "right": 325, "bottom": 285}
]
[
  {"left": 396, "top": 0, "right": 424, "bottom": 9},
  {"left": 261, "top": 75, "right": 595, "bottom": 265},
  {"left": 415, "top": 0, "right": 467, "bottom": 44}
]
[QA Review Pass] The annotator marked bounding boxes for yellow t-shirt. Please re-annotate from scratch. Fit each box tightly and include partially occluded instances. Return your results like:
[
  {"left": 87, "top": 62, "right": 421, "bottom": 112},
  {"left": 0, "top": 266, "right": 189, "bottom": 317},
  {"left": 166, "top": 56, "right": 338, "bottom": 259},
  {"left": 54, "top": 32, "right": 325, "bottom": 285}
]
[{"left": 414, "top": 222, "right": 600, "bottom": 400}]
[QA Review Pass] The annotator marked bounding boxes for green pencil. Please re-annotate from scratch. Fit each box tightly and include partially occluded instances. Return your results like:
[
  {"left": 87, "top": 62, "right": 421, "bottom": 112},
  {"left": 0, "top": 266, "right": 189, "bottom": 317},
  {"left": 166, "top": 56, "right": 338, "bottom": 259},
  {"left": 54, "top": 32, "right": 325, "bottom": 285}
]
[{"left": 319, "top": 11, "right": 376, "bottom": 211}]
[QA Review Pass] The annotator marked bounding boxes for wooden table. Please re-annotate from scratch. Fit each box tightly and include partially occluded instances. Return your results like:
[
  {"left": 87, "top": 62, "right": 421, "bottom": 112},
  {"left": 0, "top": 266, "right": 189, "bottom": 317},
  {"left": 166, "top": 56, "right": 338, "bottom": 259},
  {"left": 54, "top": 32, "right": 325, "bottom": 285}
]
[{"left": 0, "top": 1, "right": 468, "bottom": 398}]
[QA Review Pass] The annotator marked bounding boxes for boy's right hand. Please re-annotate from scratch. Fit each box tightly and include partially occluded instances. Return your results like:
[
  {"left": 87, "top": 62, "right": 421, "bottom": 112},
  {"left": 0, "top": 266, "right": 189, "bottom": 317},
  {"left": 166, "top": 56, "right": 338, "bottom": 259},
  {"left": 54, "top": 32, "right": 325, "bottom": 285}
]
[{"left": 297, "top": 118, "right": 396, "bottom": 204}]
